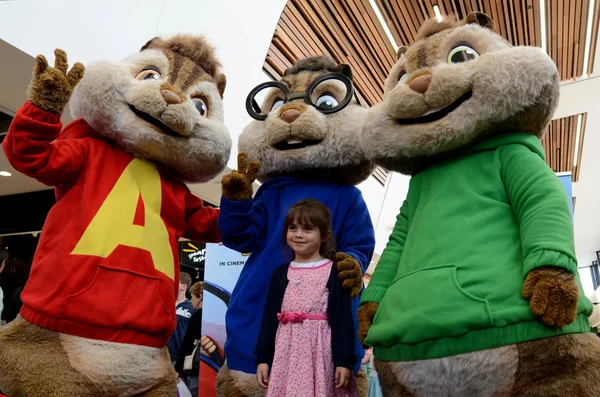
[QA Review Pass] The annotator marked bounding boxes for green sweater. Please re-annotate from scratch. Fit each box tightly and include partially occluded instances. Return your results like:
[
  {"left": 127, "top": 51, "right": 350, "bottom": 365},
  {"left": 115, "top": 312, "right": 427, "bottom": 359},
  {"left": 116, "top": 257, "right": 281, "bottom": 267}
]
[{"left": 361, "top": 133, "right": 592, "bottom": 362}]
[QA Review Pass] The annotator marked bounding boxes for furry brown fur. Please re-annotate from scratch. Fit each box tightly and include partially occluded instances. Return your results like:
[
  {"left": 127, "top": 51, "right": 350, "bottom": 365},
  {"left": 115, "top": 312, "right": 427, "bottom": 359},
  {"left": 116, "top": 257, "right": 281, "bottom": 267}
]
[
  {"left": 69, "top": 35, "right": 231, "bottom": 183},
  {"left": 284, "top": 55, "right": 352, "bottom": 79},
  {"left": 141, "top": 35, "right": 226, "bottom": 96},
  {"left": 374, "top": 333, "right": 600, "bottom": 396},
  {"left": 216, "top": 364, "right": 266, "bottom": 397},
  {"left": 27, "top": 49, "right": 84, "bottom": 114},
  {"left": 509, "top": 333, "right": 600, "bottom": 396},
  {"left": 414, "top": 16, "right": 460, "bottom": 40},
  {"left": 238, "top": 56, "right": 374, "bottom": 185},
  {"left": 357, "top": 301, "right": 378, "bottom": 346},
  {"left": 361, "top": 13, "right": 555, "bottom": 175},
  {"left": 221, "top": 153, "right": 259, "bottom": 201},
  {"left": 0, "top": 317, "right": 177, "bottom": 397},
  {"left": 355, "top": 368, "right": 369, "bottom": 397},
  {"left": 336, "top": 252, "right": 364, "bottom": 298},
  {"left": 523, "top": 266, "right": 580, "bottom": 328}
]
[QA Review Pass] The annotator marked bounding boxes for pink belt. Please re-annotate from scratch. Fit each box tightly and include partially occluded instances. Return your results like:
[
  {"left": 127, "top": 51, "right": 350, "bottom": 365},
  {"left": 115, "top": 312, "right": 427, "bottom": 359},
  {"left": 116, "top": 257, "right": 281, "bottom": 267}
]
[{"left": 277, "top": 312, "right": 328, "bottom": 324}]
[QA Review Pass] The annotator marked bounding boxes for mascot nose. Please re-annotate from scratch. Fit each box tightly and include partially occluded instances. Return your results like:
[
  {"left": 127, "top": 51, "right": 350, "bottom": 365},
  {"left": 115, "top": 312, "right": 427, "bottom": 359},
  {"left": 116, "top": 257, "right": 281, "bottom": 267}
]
[
  {"left": 161, "top": 89, "right": 183, "bottom": 105},
  {"left": 409, "top": 74, "right": 432, "bottom": 94},
  {"left": 280, "top": 109, "right": 302, "bottom": 124}
]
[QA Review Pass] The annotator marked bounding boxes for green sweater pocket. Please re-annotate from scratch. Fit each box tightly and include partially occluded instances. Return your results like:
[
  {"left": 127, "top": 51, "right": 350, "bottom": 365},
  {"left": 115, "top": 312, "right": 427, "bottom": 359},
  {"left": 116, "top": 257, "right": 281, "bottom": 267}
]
[{"left": 368, "top": 264, "right": 494, "bottom": 345}]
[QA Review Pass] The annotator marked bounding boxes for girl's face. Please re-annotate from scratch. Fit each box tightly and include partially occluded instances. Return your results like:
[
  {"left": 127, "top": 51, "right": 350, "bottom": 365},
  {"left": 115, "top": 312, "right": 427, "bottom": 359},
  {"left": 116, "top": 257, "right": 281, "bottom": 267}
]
[{"left": 286, "top": 221, "right": 323, "bottom": 259}]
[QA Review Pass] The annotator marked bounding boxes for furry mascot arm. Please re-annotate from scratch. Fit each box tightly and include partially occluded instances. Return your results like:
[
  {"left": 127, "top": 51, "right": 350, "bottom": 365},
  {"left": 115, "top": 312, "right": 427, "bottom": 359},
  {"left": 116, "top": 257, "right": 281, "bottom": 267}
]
[
  {"left": 219, "top": 152, "right": 266, "bottom": 253},
  {"left": 357, "top": 200, "right": 409, "bottom": 345},
  {"left": 2, "top": 50, "right": 86, "bottom": 187},
  {"left": 183, "top": 186, "right": 221, "bottom": 243},
  {"left": 335, "top": 190, "right": 376, "bottom": 299},
  {"left": 500, "top": 145, "right": 580, "bottom": 328}
]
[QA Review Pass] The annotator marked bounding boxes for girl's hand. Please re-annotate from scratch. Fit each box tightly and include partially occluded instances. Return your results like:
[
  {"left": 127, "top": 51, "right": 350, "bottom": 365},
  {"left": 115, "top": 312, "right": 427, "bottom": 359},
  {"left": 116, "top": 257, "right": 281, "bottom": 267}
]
[
  {"left": 256, "top": 363, "right": 270, "bottom": 389},
  {"left": 335, "top": 367, "right": 351, "bottom": 389}
]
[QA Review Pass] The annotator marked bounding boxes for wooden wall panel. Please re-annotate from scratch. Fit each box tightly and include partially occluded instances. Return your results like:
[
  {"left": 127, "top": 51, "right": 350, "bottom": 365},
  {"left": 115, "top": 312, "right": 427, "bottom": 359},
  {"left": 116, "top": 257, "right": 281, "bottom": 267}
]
[
  {"left": 377, "top": 0, "right": 599, "bottom": 80},
  {"left": 540, "top": 113, "right": 586, "bottom": 181}
]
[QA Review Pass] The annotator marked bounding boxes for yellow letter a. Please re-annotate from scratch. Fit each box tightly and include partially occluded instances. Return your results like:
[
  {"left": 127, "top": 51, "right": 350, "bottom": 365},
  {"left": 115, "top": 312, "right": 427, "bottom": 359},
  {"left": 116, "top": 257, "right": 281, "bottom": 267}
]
[{"left": 72, "top": 158, "right": 174, "bottom": 279}]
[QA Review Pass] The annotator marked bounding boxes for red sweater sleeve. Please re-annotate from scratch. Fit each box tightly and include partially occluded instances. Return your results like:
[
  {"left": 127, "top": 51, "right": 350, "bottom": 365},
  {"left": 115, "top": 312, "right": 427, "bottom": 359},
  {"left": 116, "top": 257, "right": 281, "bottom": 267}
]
[
  {"left": 183, "top": 187, "right": 221, "bottom": 243},
  {"left": 2, "top": 101, "right": 87, "bottom": 187}
]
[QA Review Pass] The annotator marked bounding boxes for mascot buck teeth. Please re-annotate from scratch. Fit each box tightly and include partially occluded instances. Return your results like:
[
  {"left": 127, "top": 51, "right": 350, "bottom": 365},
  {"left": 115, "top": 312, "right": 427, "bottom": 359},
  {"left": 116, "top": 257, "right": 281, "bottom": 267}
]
[
  {"left": 216, "top": 56, "right": 375, "bottom": 397},
  {"left": 357, "top": 12, "right": 600, "bottom": 397},
  {"left": 0, "top": 35, "right": 231, "bottom": 396}
]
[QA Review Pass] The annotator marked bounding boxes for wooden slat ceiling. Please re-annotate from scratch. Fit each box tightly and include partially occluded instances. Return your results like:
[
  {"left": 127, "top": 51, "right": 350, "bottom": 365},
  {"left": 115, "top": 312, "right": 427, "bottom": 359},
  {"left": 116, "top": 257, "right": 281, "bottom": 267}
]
[
  {"left": 264, "top": 0, "right": 396, "bottom": 107},
  {"left": 378, "top": 0, "right": 600, "bottom": 80},
  {"left": 541, "top": 113, "right": 586, "bottom": 181},
  {"left": 264, "top": 1, "right": 596, "bottom": 184}
]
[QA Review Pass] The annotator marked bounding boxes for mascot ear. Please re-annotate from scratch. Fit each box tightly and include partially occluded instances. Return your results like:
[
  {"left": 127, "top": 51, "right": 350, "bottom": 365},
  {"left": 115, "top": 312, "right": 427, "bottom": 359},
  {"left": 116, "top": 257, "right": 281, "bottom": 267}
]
[
  {"left": 140, "top": 37, "right": 163, "bottom": 52},
  {"left": 397, "top": 46, "right": 408, "bottom": 60},
  {"left": 216, "top": 73, "right": 227, "bottom": 98},
  {"left": 335, "top": 63, "right": 352, "bottom": 80},
  {"left": 464, "top": 12, "right": 496, "bottom": 31}
]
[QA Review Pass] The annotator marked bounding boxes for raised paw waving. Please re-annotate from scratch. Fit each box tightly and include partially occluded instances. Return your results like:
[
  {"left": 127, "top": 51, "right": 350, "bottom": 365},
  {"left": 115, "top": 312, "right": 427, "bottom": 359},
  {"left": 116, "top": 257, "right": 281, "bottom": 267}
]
[
  {"left": 221, "top": 152, "right": 260, "bottom": 201},
  {"left": 336, "top": 252, "right": 363, "bottom": 299},
  {"left": 27, "top": 49, "right": 85, "bottom": 114},
  {"left": 522, "top": 266, "right": 579, "bottom": 328}
]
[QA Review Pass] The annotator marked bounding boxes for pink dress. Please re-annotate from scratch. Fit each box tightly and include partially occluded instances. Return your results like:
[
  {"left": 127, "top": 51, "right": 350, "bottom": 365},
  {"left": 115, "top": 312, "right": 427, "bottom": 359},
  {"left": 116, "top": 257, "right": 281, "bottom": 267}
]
[{"left": 266, "top": 260, "right": 359, "bottom": 397}]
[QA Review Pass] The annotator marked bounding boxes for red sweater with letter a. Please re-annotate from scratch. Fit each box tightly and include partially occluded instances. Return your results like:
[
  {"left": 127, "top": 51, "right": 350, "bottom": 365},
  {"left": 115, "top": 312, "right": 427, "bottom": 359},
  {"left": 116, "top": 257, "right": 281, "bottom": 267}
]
[{"left": 2, "top": 101, "right": 221, "bottom": 347}]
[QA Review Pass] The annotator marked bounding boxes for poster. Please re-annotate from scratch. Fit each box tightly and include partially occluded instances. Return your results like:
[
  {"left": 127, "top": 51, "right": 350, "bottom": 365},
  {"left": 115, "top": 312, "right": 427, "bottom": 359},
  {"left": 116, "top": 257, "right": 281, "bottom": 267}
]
[
  {"left": 179, "top": 241, "right": 206, "bottom": 281},
  {"left": 199, "top": 243, "right": 248, "bottom": 397}
]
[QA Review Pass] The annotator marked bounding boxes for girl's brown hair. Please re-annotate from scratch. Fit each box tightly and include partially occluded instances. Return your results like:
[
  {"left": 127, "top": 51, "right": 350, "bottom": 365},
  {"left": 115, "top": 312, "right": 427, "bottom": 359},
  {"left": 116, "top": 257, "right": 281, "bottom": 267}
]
[{"left": 283, "top": 198, "right": 335, "bottom": 259}]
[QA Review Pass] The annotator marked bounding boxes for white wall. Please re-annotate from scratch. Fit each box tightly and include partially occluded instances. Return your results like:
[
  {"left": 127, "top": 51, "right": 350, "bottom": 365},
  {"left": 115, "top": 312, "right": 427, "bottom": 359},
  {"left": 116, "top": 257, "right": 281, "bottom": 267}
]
[
  {"left": 356, "top": 176, "right": 386, "bottom": 230},
  {"left": 372, "top": 172, "right": 411, "bottom": 255},
  {"left": 553, "top": 77, "right": 600, "bottom": 294}
]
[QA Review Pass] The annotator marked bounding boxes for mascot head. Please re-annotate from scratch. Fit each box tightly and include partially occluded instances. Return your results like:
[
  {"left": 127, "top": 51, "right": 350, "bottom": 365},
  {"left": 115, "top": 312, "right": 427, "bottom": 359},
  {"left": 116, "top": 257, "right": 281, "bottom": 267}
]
[
  {"left": 69, "top": 35, "right": 231, "bottom": 183},
  {"left": 239, "top": 56, "right": 374, "bottom": 185},
  {"left": 361, "top": 12, "right": 559, "bottom": 174}
]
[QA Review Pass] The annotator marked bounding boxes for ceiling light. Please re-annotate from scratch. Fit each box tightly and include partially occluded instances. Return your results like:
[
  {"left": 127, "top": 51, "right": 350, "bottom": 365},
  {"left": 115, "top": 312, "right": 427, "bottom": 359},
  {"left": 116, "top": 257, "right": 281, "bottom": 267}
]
[
  {"left": 539, "top": 0, "right": 548, "bottom": 53},
  {"left": 369, "top": 0, "right": 400, "bottom": 51},
  {"left": 0, "top": 171, "right": 11, "bottom": 177},
  {"left": 582, "top": 0, "right": 596, "bottom": 77},
  {"left": 433, "top": 5, "right": 443, "bottom": 22},
  {"left": 574, "top": 114, "right": 582, "bottom": 167}
]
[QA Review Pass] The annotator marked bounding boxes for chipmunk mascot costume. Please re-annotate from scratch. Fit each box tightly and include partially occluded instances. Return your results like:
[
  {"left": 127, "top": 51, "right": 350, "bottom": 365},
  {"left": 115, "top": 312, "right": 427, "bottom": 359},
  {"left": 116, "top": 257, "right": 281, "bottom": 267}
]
[
  {"left": 357, "top": 12, "right": 600, "bottom": 397},
  {"left": 216, "top": 56, "right": 375, "bottom": 397},
  {"left": 0, "top": 35, "right": 231, "bottom": 397}
]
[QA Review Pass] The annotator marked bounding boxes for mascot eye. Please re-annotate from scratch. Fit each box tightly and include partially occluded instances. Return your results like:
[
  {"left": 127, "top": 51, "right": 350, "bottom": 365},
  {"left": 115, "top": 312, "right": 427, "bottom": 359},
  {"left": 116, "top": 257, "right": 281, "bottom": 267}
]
[
  {"left": 448, "top": 45, "right": 479, "bottom": 64},
  {"left": 271, "top": 99, "right": 284, "bottom": 112},
  {"left": 135, "top": 69, "right": 161, "bottom": 81},
  {"left": 192, "top": 97, "right": 209, "bottom": 117},
  {"left": 315, "top": 94, "right": 339, "bottom": 109},
  {"left": 398, "top": 71, "right": 408, "bottom": 83}
]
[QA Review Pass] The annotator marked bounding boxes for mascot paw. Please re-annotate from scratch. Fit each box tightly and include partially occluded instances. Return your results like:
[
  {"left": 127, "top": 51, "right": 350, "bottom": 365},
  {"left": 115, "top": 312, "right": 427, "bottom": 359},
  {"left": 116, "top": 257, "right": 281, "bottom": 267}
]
[
  {"left": 221, "top": 152, "right": 259, "bottom": 201},
  {"left": 522, "top": 266, "right": 579, "bottom": 328},
  {"left": 27, "top": 49, "right": 84, "bottom": 114},
  {"left": 336, "top": 252, "right": 363, "bottom": 299},
  {"left": 357, "top": 302, "right": 378, "bottom": 347}
]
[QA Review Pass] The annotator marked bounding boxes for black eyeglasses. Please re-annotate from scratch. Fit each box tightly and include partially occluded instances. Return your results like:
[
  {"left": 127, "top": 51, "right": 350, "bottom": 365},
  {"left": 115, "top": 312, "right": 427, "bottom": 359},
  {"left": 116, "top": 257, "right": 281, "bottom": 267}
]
[{"left": 246, "top": 72, "right": 355, "bottom": 121}]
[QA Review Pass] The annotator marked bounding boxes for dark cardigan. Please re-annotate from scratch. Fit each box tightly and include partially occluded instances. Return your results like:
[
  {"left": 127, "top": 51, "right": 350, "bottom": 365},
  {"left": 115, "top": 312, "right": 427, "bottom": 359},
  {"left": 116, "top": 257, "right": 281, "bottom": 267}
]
[{"left": 254, "top": 261, "right": 355, "bottom": 370}]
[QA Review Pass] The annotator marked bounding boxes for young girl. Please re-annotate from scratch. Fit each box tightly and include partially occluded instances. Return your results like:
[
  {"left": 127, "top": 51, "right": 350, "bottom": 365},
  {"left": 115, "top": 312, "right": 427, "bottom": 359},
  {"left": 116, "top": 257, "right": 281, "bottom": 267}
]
[{"left": 254, "top": 198, "right": 358, "bottom": 397}]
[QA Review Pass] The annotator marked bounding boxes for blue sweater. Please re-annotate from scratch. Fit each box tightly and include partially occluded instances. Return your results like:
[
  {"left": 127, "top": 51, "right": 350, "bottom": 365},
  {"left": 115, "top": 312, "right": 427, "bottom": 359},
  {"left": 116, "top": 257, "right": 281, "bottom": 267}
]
[
  {"left": 219, "top": 176, "right": 375, "bottom": 374},
  {"left": 167, "top": 299, "right": 194, "bottom": 360}
]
